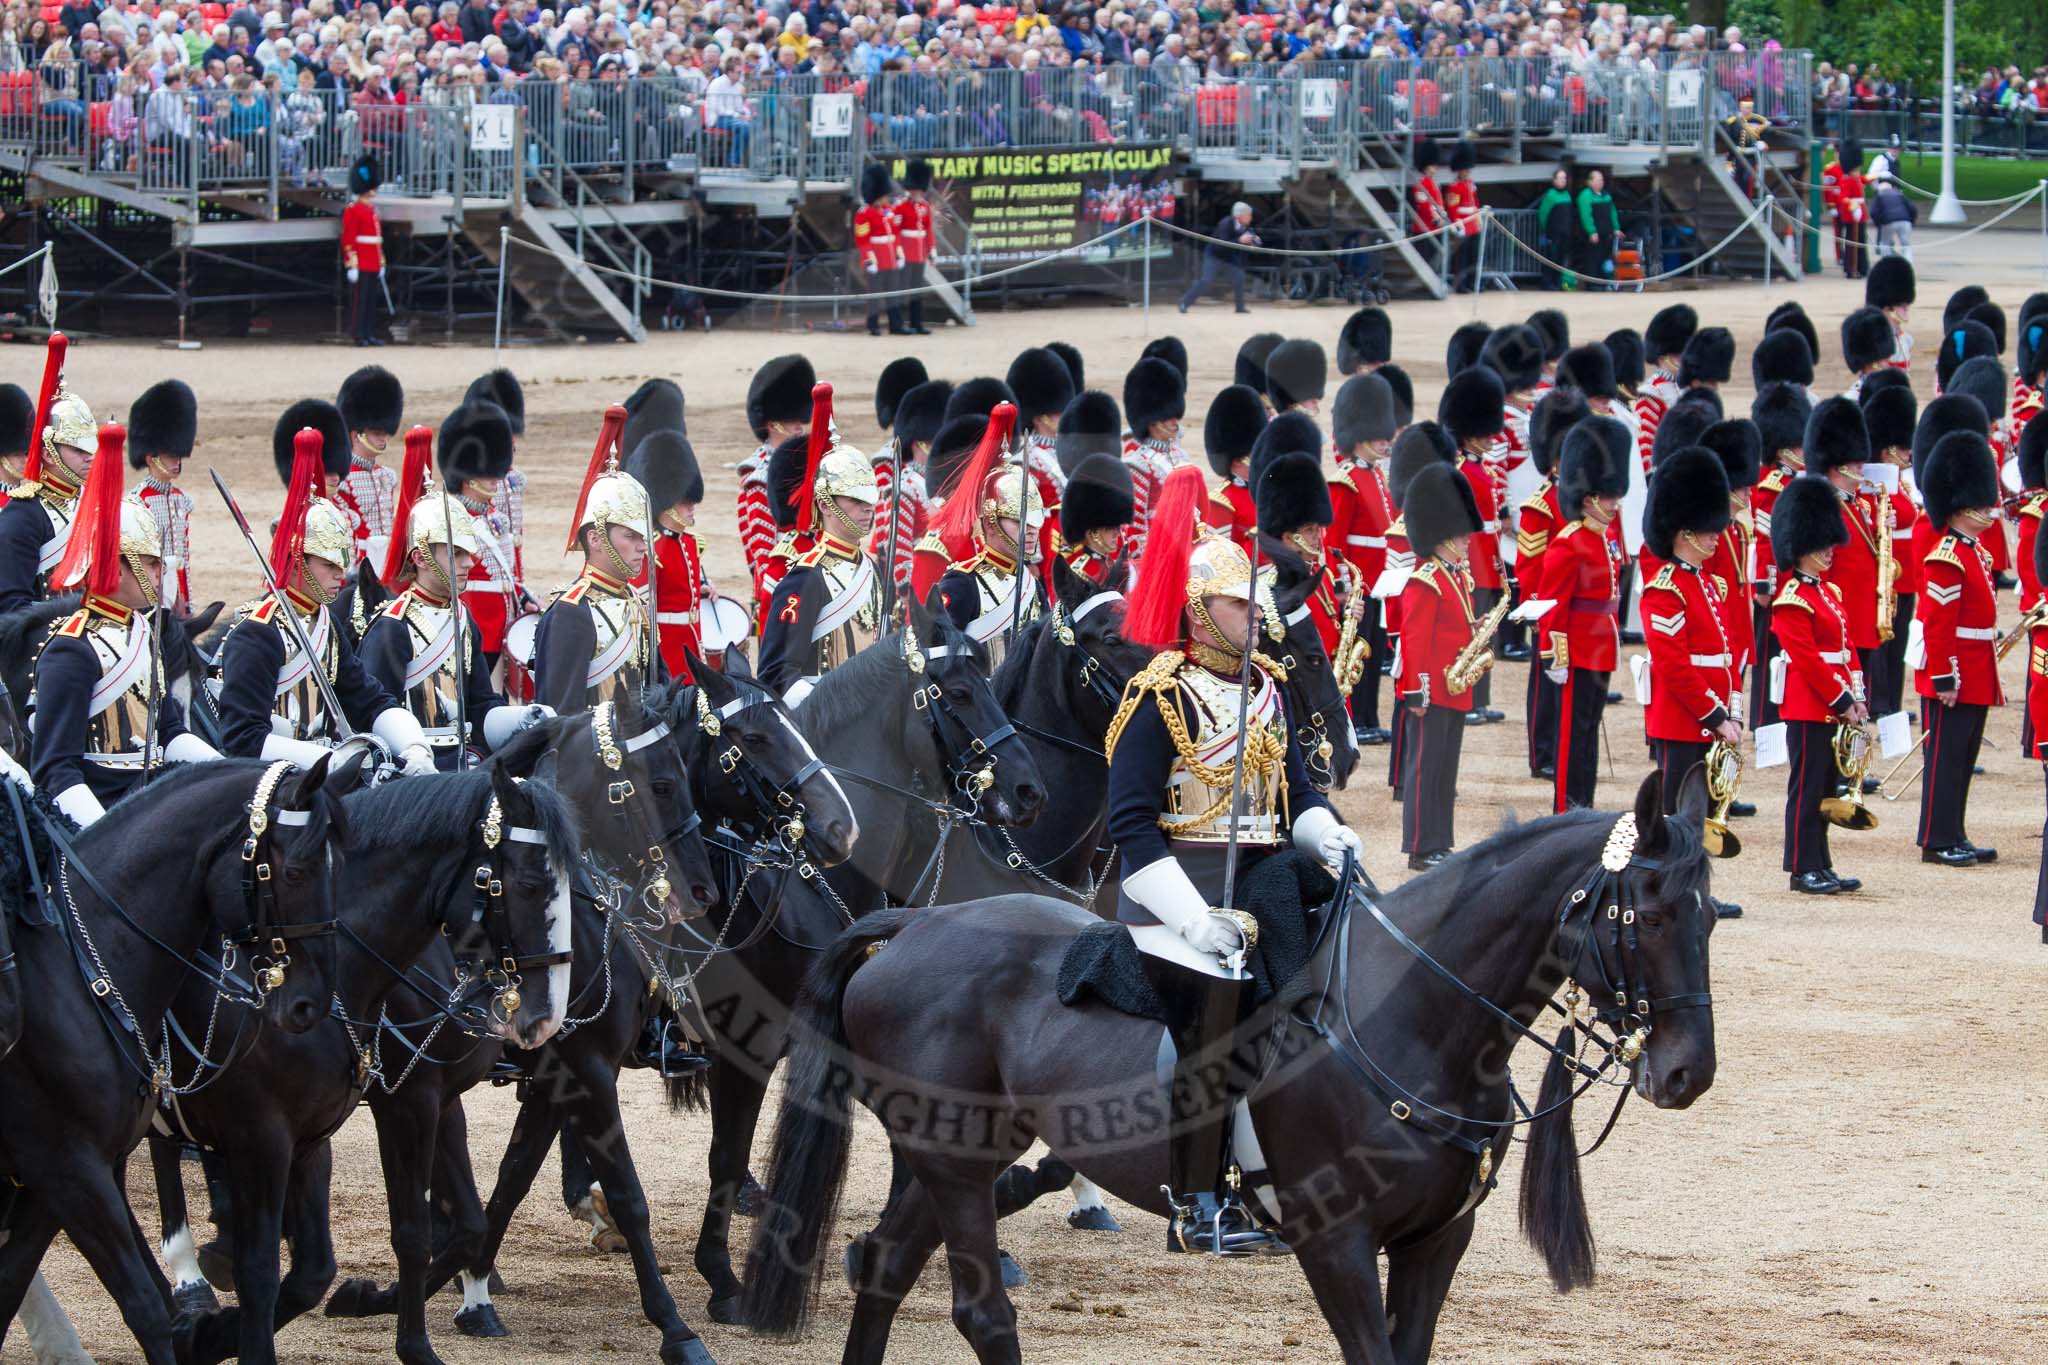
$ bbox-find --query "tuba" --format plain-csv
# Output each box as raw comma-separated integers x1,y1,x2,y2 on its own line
1701,740,1743,858
1444,593,1513,695
1819,722,1879,830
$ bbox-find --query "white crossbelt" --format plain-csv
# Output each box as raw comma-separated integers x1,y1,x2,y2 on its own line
1955,626,1996,641
1688,653,1730,667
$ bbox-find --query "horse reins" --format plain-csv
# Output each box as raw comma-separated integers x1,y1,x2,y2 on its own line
236,760,339,995
590,700,697,914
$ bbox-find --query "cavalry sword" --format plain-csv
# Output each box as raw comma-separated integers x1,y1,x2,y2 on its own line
1219,531,1264,914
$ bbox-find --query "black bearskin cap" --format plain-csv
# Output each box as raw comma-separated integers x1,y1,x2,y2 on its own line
1235,333,1284,393
1752,382,1813,457
621,378,686,464
0,383,32,457
1055,390,1124,479
1388,421,1456,508
2022,292,2048,329
1559,343,1616,400
875,357,929,430
1967,302,2007,355
1404,460,1481,558
945,376,1017,424
1557,416,1632,510
2020,314,2048,386
624,429,702,511
1525,307,1570,362
904,158,934,192
438,401,517,490
1529,386,1589,479
1415,135,1444,171
2018,412,2048,491
1644,303,1698,360
1332,373,1397,452
1922,431,2000,527
1644,446,1731,560
1439,366,1506,445
895,380,953,452
1265,338,1328,411
1006,347,1077,426
1948,355,2008,425
1771,474,1850,572
1912,393,1990,487
1765,301,1820,366
1678,326,1735,387
337,365,403,437
745,355,815,440
1936,322,1999,395
1446,138,1477,174
1859,367,1912,403
1860,384,1918,455
1254,451,1334,535
1123,358,1186,434
860,162,893,205
273,399,350,485
1865,254,1915,310
1140,335,1189,378
1652,392,1721,467
127,379,197,464
1046,340,1085,391
1804,395,1871,474
1941,283,1989,335
464,367,524,434
927,415,988,498
767,433,810,529
1751,328,1814,390
1338,307,1391,373
1604,328,1645,393
1445,321,1492,378
1701,418,1762,491
1841,307,1896,374
1204,384,1269,478
349,152,380,195
1377,363,1415,427
1482,324,1544,395
1060,453,1134,540
1247,410,1323,494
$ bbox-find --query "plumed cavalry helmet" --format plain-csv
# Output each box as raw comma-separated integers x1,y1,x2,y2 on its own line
799,383,881,520
566,405,649,559
1122,465,1256,649
45,385,95,457
271,427,355,599
51,424,163,601
384,424,483,590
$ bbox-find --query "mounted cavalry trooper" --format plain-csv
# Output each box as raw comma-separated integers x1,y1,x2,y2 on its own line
213,426,433,772
0,355,96,615
30,423,220,825
126,378,197,615
359,410,546,769
331,363,405,571
266,398,367,641
759,384,883,704
1106,463,1361,1257
532,411,657,715
933,402,1048,669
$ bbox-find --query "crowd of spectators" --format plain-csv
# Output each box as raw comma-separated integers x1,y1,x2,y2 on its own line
1817,62,2048,121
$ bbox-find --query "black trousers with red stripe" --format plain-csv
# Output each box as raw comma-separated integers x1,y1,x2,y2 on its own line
1870,593,1913,718
1348,596,1384,731
1750,600,1779,728
1918,698,1987,850
1783,718,1835,873
1655,737,1711,811
1401,702,1465,855
1526,653,1560,774
1554,667,1610,811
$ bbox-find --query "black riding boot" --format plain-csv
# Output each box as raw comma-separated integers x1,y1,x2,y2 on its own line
1142,955,1278,1256
625,1009,711,1075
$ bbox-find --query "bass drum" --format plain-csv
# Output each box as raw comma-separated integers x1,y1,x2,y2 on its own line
701,595,752,670
501,611,541,704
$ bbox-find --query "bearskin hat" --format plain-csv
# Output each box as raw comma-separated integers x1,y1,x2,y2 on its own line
1559,343,1616,400
1859,367,1912,403
1235,333,1284,393
1446,138,1477,174
1247,410,1323,494
1006,347,1077,427
926,415,988,497
1604,328,1645,394
1530,385,1589,479
1123,357,1186,435
904,158,934,192
1140,335,1189,378
1677,326,1735,387
1045,340,1085,391
1377,363,1415,427
0,383,32,457
860,162,893,205
1912,394,1990,486
1865,254,1916,311
624,429,702,512
1701,418,1762,491
273,398,350,486
337,365,403,438
1482,324,1544,396
1922,431,2000,527
2022,292,2048,329
894,380,953,453
745,355,815,440
1859,384,1918,456
1751,328,1814,390
1804,396,1870,474
1403,460,1482,558
1936,321,1999,394
1941,284,1989,335
1752,381,1813,458
1948,355,2008,425
1059,453,1134,541
1332,373,1397,452
1967,302,2008,355
1055,390,1124,478
1265,338,1328,411
767,433,810,529
1771,473,1850,572
463,367,524,435
2020,314,2048,387
944,376,1017,424
1445,321,1493,378
1653,392,1722,467
1439,366,1506,446
2018,412,2048,491
1388,421,1456,508
1337,306,1392,374
1558,417,1632,511
1644,446,1732,560
349,152,380,195
1838,307,1893,375
1255,451,1334,535
1204,384,1268,478
874,358,928,430
1415,135,1444,171
1644,303,1699,361
1765,300,1821,366
1526,307,1570,363
620,379,686,470
126,379,197,465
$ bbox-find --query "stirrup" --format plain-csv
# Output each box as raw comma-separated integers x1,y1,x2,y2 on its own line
1162,1187,1276,1258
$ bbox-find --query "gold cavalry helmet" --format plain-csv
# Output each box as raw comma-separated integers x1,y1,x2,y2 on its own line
981,461,1046,532
45,387,95,456
814,420,879,506
304,496,353,570
1186,527,1254,603
405,495,482,560
117,493,164,562
581,468,650,539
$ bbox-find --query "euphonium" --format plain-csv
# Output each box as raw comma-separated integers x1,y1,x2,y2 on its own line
1701,739,1743,858
1994,600,2048,662
1818,722,1880,831
1445,593,1513,695
1876,494,1897,643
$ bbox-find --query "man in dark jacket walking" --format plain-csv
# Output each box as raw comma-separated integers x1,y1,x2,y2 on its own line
1179,200,1259,313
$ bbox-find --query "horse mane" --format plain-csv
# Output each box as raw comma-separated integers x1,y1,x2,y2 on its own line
0,775,64,925
991,615,1049,696
798,630,912,738
343,768,580,874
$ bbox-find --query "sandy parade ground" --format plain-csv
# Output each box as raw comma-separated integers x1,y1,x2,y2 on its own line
24,226,2048,1363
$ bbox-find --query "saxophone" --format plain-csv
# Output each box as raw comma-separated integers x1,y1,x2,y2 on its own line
1332,579,1371,694
1875,493,1897,643
1445,594,1513,695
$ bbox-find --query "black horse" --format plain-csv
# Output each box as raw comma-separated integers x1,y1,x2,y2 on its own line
327,667,852,1365
0,596,227,752
0,758,350,1365
143,728,583,1365
744,769,1720,1364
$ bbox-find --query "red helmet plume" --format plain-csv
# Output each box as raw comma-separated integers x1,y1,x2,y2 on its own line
930,401,1017,547
380,425,436,587
49,423,129,598
1123,464,1205,649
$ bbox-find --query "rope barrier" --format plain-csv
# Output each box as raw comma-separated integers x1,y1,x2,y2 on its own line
1764,183,2044,257
1142,213,1455,258
1480,193,1777,289
0,243,51,281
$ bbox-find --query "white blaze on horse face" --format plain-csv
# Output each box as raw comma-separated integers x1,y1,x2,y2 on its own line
777,709,856,848
161,1222,206,1289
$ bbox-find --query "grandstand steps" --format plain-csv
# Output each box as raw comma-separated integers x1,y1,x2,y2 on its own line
1652,158,1802,281
464,211,645,341
1335,169,1448,300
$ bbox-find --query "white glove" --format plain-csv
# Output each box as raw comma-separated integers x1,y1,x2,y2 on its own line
260,732,336,769
1292,805,1361,866
482,703,554,750
371,706,430,762
1123,856,1246,958
1545,666,1569,685
53,782,105,827
378,267,386,278
163,732,222,764
347,267,359,283
401,744,436,777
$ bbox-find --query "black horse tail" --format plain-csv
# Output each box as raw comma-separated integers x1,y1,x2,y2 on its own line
741,909,911,1338
1518,1022,1596,1292
665,1068,709,1113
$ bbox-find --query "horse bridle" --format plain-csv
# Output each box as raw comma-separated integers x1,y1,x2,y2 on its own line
903,627,1027,808
464,785,573,1028
589,700,697,913
1004,596,1130,761
235,760,339,995
696,684,825,854
1271,600,1343,790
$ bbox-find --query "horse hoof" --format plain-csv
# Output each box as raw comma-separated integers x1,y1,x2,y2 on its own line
661,1334,718,1365
454,1303,509,1338
1066,1206,1123,1233
734,1174,766,1217
174,1280,221,1318
843,1236,866,1290
324,1277,390,1318
196,1240,237,1293
705,1293,743,1327
998,1250,1027,1289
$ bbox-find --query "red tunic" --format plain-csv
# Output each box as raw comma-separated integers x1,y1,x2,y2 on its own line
1204,478,1255,554
1536,519,1620,673
1340,459,1394,587
2016,490,2046,612
1916,531,2003,705
2030,623,2048,759
1515,480,1563,589
1704,515,1755,672
1445,179,1480,237
1750,466,1792,597
1409,176,1447,234
1824,489,1884,652
1459,455,1503,591
1772,573,1859,722
342,198,383,272
735,443,776,582
1394,557,1475,712
1641,560,1738,740
632,528,702,680
894,195,933,265
1633,371,1681,474
854,202,900,272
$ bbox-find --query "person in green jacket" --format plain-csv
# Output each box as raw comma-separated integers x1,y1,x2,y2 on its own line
1577,169,1618,290
1536,167,1577,290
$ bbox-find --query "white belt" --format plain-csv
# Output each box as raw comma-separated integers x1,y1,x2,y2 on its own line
1891,526,1910,540
1955,626,1996,641
900,229,927,237
1820,649,1850,664
1481,520,1500,534
870,235,896,243
1689,653,1731,667
655,610,699,625
1346,534,1386,547
353,234,382,243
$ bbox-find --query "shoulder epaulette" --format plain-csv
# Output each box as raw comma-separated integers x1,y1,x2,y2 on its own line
1648,563,1677,592
1325,468,1352,489
54,608,88,638
1103,649,1186,764
9,480,42,502
946,553,991,574
1208,488,1234,508
1556,519,1585,541
1772,578,1812,612
1759,468,1790,493
559,580,590,605
1927,537,1964,571
1411,560,1444,590
2022,492,2047,521
1519,489,1553,517
795,545,827,569
380,594,410,621
913,532,947,555
246,596,280,625
1825,581,1844,601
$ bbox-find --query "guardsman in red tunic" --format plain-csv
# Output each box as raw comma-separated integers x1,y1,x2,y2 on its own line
332,364,404,571
1635,304,1698,473
869,358,928,531
1748,382,1811,726
1056,454,1134,586
1536,416,1631,812
1771,474,1867,895
911,409,994,603
2030,523,2048,939
1806,397,1882,703
125,379,196,615
1443,139,1481,293
1866,255,1915,371
1121,358,1187,561
1441,365,1507,723
1202,383,1265,555
1835,145,1867,279
1253,450,1342,657
1914,430,2004,867
1861,382,1921,718
1520,387,1585,780
870,378,950,603
341,153,386,346
1381,420,1454,799
1408,137,1448,270
738,355,815,586
624,429,707,680
1395,461,1480,869
895,158,935,336
1698,418,1762,830
1841,306,1897,402
1330,372,1398,743
855,164,906,337
1009,346,1075,573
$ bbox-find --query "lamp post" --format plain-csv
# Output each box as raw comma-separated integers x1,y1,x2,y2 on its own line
1930,0,1965,224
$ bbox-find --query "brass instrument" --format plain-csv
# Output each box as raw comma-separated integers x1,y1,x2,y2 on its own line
1332,577,1371,694
1876,728,1931,802
1701,740,1743,858
1875,494,1896,643
1994,600,2048,662
1445,593,1513,695
1818,722,1880,830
